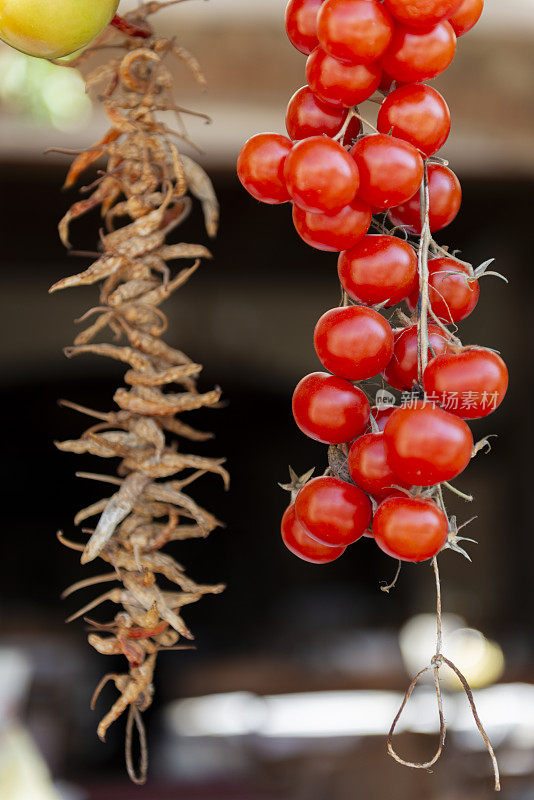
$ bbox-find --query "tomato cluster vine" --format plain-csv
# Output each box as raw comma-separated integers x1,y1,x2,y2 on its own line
237,0,505,789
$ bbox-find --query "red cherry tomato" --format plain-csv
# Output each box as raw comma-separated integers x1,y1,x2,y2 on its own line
348,432,408,500
384,400,473,486
284,136,359,213
295,475,372,545
383,324,453,390
350,134,424,210
381,22,456,83
423,348,508,419
285,0,324,55
373,495,448,562
389,163,461,233
338,234,418,306
378,71,401,93
286,85,348,140
383,0,463,30
282,503,346,563
370,404,398,431
377,84,451,156
449,0,483,36
342,116,363,147
306,45,382,107
407,258,479,322
293,372,370,443
314,306,394,380
293,198,371,252
237,133,292,204
317,0,394,65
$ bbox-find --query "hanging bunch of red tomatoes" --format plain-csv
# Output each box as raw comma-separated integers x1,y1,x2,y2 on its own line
237,0,507,568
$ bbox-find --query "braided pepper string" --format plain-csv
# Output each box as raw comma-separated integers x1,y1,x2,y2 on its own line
51,2,226,784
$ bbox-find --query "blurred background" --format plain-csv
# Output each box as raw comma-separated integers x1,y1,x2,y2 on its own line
0,0,532,798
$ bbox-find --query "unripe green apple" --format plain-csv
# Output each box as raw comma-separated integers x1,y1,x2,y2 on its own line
0,0,120,59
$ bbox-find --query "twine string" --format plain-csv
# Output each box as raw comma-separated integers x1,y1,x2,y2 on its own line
387,558,500,791
125,705,148,786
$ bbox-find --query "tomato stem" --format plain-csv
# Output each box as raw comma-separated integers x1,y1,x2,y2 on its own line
111,14,151,39
416,162,432,383
333,107,356,143
380,559,402,593
441,480,473,502
431,236,473,272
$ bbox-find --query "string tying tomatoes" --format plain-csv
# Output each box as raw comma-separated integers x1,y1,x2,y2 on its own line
238,0,505,789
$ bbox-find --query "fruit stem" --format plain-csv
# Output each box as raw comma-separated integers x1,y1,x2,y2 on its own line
380,560,402,593
428,306,463,348
430,237,473,272
417,163,431,383
442,480,473,502
111,15,151,39
333,107,357,143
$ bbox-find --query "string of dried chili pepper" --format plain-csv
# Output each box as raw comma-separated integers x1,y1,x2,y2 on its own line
53,1,225,784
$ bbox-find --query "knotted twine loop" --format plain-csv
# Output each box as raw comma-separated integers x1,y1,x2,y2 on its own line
387,658,446,770
125,705,148,786
387,557,501,792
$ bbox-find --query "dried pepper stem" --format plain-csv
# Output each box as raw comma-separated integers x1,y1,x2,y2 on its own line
53,2,225,784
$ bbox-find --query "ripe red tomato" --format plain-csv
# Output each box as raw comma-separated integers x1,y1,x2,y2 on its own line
383,324,453,390
314,306,394,380
292,371,370,443
423,348,508,419
407,258,479,322
293,198,372,251
373,495,448,562
449,0,483,36
384,401,473,486
317,0,394,65
389,163,461,233
237,133,293,204
295,475,372,545
285,0,324,54
286,85,347,140
282,503,346,563
284,136,359,213
370,404,398,431
342,116,363,147
350,134,424,210
378,71,400,94
338,234,418,306
383,0,463,30
377,84,451,157
381,22,457,83
348,433,408,500
306,46,382,107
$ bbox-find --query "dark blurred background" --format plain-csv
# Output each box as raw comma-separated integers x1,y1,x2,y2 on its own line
0,1,533,798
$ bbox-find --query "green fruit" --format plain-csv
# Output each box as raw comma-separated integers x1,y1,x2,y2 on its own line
0,0,119,59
